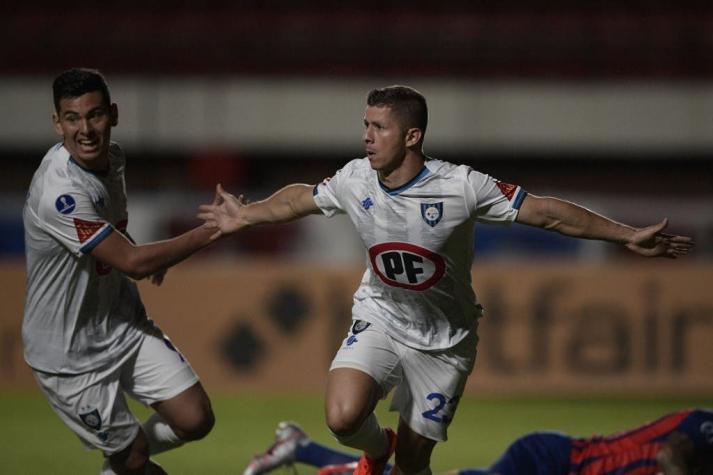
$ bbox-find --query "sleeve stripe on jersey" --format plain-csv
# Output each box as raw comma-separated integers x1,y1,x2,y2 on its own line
79,224,114,254
512,189,527,210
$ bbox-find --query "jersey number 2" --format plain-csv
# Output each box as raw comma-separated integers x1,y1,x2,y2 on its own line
421,392,459,424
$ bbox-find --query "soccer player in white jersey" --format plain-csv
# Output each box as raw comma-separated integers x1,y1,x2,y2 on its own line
198,85,693,475
23,68,222,474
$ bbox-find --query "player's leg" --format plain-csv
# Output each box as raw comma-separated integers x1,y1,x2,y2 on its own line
123,327,214,457
486,432,571,475
389,329,478,474
150,381,213,442
31,365,165,474
325,320,402,465
103,429,166,474
243,421,361,475
393,417,437,474
325,368,387,454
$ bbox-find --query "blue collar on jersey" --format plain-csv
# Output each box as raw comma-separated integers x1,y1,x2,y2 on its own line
378,165,429,195
68,155,110,177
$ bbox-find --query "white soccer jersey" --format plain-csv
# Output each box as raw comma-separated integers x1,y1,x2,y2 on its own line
22,143,149,374
313,157,526,350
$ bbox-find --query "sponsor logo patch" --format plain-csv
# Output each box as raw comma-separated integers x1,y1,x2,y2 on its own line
369,242,445,291
495,181,517,201
361,197,374,210
420,202,443,227
73,218,105,244
55,194,76,214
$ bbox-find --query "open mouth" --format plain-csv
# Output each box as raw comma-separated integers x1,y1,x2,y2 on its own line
78,139,100,151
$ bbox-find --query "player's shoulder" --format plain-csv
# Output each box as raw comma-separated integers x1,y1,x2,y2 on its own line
424,157,478,182
333,157,373,179
108,141,124,158
36,143,73,189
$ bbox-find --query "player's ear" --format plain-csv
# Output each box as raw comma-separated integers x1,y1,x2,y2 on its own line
405,127,422,147
110,103,118,127
52,112,63,136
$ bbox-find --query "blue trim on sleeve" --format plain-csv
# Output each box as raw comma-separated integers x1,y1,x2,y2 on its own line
79,225,114,254
313,184,319,196
378,166,429,196
512,189,527,210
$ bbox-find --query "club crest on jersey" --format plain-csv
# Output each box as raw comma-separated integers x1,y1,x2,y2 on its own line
420,202,443,227
369,242,446,291
55,194,76,215
351,320,371,334
79,408,102,430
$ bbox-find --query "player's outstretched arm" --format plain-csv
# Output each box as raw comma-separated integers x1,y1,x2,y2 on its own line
197,183,321,239
90,188,223,281
515,194,694,258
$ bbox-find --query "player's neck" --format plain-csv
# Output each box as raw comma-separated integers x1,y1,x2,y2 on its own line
378,152,425,189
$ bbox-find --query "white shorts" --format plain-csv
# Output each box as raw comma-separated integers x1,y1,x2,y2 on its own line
32,326,199,455
330,319,478,442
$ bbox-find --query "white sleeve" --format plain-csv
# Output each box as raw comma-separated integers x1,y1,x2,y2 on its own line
37,187,113,256
464,168,527,224
312,167,348,218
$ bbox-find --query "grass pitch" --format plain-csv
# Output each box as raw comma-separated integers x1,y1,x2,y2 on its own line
1,390,710,474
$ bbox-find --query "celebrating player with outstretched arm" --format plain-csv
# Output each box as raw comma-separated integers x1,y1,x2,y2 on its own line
199,85,693,475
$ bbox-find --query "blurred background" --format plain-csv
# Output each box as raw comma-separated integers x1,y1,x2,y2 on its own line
1,1,712,473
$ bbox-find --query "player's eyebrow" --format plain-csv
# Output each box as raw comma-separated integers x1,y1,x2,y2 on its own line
61,106,106,119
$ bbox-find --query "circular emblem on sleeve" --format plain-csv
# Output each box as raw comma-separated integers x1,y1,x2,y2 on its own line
55,194,76,215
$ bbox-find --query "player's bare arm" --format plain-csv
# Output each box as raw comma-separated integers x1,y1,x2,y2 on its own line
90,188,222,281
516,194,694,258
90,225,217,281
198,182,320,239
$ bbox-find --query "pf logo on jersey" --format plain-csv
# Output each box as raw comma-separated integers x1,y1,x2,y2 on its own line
369,242,445,291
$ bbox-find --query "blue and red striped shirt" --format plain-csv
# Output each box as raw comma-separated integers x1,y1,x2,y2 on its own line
458,408,712,475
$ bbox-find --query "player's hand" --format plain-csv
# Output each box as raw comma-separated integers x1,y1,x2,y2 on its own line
625,218,694,258
149,268,167,286
197,183,250,240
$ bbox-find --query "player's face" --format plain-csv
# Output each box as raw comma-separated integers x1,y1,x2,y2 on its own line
363,105,410,175
53,91,118,171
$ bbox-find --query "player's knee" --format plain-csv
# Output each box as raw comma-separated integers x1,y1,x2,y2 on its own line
325,400,365,436
176,405,215,441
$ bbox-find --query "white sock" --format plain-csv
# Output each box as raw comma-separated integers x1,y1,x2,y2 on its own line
100,459,115,475
332,413,389,459
142,413,183,455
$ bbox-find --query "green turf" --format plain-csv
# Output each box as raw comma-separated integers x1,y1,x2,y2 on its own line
1,390,710,474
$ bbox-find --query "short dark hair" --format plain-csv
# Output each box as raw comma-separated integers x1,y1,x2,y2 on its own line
367,85,428,135
52,68,111,113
